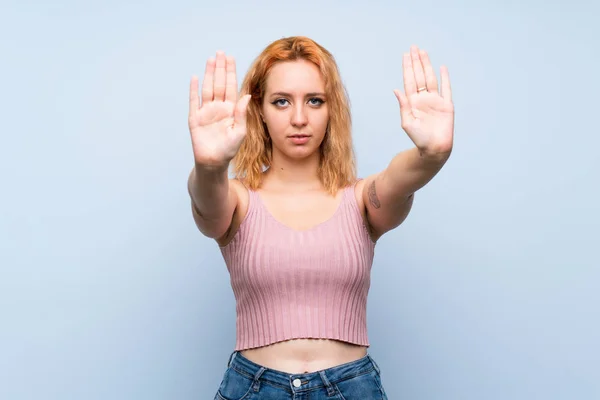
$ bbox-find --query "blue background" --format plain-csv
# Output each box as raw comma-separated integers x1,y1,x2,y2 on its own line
1,1,598,399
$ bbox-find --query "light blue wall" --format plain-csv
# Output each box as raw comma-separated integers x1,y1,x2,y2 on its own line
1,1,598,399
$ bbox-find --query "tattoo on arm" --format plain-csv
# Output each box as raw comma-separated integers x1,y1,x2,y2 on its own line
368,180,381,209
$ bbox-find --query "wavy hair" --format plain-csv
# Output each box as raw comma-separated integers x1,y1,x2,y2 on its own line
231,36,356,194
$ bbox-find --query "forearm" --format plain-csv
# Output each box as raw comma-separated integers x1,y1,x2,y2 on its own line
187,164,231,222
379,146,451,201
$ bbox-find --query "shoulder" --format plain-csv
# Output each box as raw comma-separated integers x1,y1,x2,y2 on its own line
351,178,367,211
215,178,251,247
350,177,381,243
350,177,368,221
230,178,249,203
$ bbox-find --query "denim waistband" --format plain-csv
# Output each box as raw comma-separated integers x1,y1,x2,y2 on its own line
224,350,382,395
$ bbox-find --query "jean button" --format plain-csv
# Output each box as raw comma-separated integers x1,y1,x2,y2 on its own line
292,378,302,388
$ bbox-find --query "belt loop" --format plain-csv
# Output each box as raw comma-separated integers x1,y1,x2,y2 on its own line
368,354,381,375
252,367,267,392
227,350,237,368
318,371,336,396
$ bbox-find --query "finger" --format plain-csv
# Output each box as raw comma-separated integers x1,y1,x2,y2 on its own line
213,51,227,101
402,53,416,96
411,45,427,92
440,65,452,101
189,75,199,115
234,94,252,128
419,49,438,93
225,56,238,103
394,89,414,125
201,57,216,105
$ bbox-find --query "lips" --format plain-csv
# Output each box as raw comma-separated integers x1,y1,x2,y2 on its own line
288,134,311,145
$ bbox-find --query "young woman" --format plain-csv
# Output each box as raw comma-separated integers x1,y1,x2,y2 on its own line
187,36,454,400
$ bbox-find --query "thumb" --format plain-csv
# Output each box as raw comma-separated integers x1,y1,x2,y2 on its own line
234,94,252,128
394,89,413,123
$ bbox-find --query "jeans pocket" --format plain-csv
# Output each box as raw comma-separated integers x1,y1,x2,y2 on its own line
215,367,255,400
334,370,387,400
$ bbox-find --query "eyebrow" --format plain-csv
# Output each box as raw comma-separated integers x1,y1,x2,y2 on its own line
269,91,326,98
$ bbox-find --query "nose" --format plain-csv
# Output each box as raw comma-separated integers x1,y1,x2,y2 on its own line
290,104,308,127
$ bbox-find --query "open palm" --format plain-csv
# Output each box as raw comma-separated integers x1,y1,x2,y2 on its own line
394,46,454,156
188,51,251,167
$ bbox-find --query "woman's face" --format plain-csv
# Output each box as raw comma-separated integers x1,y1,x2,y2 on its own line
261,59,329,161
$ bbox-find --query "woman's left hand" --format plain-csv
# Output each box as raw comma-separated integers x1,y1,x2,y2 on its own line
394,46,455,158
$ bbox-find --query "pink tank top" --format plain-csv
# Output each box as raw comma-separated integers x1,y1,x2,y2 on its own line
219,183,376,351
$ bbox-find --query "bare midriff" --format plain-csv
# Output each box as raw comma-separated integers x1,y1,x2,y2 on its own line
240,338,368,374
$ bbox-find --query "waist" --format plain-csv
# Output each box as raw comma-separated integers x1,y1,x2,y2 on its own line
226,349,381,394
240,338,368,374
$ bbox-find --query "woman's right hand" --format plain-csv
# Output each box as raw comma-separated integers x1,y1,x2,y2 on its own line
188,51,251,168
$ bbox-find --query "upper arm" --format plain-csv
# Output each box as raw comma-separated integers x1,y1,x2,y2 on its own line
190,178,245,240
357,173,414,241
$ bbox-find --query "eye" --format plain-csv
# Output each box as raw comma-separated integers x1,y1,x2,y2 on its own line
270,97,325,108
271,98,289,107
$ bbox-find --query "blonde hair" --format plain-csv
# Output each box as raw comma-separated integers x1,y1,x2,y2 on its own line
231,36,356,194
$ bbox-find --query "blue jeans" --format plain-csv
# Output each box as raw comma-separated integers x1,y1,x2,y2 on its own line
214,350,388,399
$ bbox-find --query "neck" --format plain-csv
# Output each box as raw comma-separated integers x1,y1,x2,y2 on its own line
264,150,322,190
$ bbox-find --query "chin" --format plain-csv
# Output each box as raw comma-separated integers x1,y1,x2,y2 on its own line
285,145,321,159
